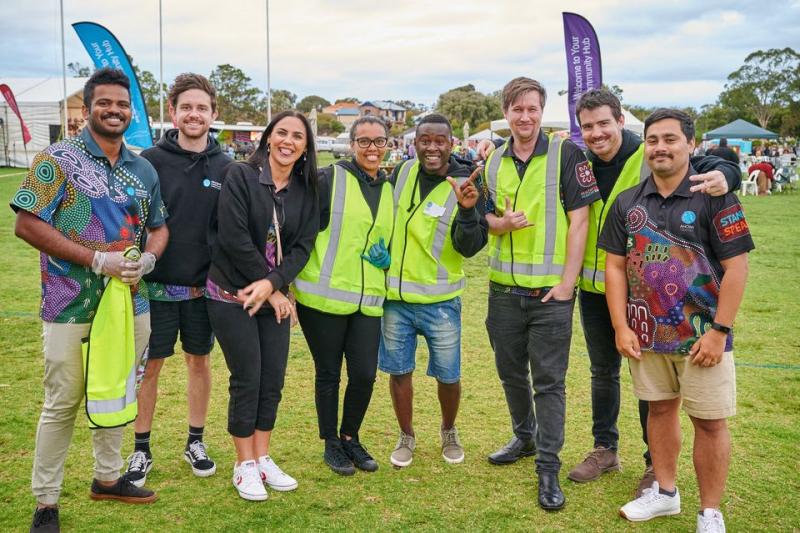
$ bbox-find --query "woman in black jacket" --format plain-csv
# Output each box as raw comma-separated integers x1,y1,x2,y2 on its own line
206,110,319,501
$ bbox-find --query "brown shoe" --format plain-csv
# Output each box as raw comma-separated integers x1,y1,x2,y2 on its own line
634,464,656,498
90,477,158,504
567,446,620,482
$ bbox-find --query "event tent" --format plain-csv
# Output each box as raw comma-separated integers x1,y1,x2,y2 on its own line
0,77,88,167
703,119,779,140
490,92,644,135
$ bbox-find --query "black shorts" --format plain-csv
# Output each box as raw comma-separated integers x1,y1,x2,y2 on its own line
148,298,215,359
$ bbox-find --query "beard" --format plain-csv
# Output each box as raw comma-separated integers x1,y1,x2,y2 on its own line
88,112,129,140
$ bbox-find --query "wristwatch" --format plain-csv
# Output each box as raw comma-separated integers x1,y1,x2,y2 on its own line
710,322,732,334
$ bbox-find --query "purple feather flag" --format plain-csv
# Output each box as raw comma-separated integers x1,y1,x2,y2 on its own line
562,12,603,149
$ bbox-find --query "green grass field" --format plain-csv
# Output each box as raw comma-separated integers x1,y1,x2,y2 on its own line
0,165,798,531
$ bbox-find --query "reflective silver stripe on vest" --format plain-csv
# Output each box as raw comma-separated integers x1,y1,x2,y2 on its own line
387,276,465,295
296,166,385,309
433,177,465,285
487,257,563,276
391,174,467,297
582,267,605,284
293,279,384,307
488,135,564,277
485,142,506,201
394,159,416,204
86,362,137,414
321,165,348,282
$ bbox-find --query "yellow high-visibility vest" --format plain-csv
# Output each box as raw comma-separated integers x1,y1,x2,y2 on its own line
386,159,467,303
485,134,568,288
82,250,139,429
293,165,394,316
579,144,649,293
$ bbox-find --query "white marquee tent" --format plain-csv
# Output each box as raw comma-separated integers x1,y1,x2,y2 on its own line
490,92,643,136
0,77,88,168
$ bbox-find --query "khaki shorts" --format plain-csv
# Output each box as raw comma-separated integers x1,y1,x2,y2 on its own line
629,351,736,419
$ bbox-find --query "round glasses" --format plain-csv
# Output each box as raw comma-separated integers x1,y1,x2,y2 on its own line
354,137,388,148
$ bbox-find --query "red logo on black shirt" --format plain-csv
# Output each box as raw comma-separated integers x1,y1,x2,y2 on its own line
713,204,750,242
575,161,596,188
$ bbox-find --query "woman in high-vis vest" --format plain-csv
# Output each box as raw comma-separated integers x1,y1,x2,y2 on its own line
206,111,320,502
293,116,394,476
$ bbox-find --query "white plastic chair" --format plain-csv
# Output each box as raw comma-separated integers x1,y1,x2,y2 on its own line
740,170,758,196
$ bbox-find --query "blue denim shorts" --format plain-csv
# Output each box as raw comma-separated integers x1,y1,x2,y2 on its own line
378,297,461,384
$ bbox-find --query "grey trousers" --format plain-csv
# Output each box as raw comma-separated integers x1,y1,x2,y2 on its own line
486,290,574,474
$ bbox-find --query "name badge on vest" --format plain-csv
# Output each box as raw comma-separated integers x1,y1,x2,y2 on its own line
423,201,446,217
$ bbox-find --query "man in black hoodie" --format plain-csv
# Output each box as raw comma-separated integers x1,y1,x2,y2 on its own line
124,74,232,487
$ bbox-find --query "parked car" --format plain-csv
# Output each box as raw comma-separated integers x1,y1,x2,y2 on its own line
315,136,334,152
332,134,352,159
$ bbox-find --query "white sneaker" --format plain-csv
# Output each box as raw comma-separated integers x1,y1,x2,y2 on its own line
257,455,298,492
619,481,681,521
697,508,726,533
232,460,268,501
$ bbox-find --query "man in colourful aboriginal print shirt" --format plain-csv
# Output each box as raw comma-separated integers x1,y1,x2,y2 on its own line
599,108,753,533
12,68,168,533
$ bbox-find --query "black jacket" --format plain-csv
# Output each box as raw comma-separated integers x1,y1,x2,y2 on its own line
207,161,319,297
141,129,232,286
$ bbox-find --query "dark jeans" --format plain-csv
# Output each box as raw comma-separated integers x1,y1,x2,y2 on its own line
579,290,650,463
485,289,574,474
297,303,380,441
207,300,289,438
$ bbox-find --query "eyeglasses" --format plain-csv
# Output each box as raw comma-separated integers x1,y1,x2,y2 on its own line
354,137,388,149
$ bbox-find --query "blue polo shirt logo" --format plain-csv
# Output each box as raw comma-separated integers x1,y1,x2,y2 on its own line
681,210,696,224
203,179,211,187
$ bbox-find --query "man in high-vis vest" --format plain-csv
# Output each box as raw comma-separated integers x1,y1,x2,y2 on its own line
566,89,742,496
11,69,168,532
379,113,487,469
483,77,599,511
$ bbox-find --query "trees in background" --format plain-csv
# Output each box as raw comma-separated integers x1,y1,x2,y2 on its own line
65,46,795,138
435,84,502,131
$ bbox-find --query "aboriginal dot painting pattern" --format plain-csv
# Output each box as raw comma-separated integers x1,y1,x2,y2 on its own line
146,282,205,302
624,205,731,355
12,137,153,323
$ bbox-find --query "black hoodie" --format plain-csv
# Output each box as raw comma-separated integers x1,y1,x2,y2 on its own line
141,129,233,287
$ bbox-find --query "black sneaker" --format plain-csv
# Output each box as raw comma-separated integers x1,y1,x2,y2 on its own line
89,477,158,504
342,438,379,472
184,440,217,477
30,507,59,533
123,450,153,488
324,439,355,476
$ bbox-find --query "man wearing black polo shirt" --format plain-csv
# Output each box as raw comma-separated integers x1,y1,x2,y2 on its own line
599,109,752,532
483,77,600,511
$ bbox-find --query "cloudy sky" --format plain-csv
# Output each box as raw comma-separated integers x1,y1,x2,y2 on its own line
2,0,798,109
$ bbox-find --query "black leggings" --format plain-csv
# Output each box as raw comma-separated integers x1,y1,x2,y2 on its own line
297,303,380,441
207,300,289,438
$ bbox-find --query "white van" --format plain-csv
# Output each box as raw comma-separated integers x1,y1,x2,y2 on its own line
315,136,335,152
332,133,352,159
